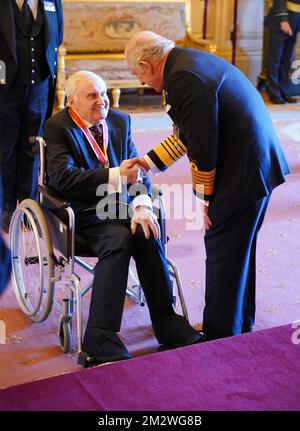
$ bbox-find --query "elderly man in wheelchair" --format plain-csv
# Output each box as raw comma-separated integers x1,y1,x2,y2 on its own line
9,71,204,367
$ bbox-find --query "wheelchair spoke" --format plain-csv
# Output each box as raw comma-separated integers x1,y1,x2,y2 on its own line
19,226,42,312
10,202,55,322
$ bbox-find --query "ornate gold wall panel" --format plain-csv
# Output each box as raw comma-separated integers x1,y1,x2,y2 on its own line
58,0,214,108
190,0,299,84
62,0,186,53
61,1,297,99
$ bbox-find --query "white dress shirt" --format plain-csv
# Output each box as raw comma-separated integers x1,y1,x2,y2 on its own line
82,117,152,211
15,0,38,20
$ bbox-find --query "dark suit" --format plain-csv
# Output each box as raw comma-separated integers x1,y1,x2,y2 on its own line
148,47,290,340
0,0,63,213
0,171,11,295
265,0,300,99
44,108,175,333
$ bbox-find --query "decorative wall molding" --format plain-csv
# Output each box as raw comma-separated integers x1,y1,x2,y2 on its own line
61,0,299,84
62,0,187,53
190,0,300,83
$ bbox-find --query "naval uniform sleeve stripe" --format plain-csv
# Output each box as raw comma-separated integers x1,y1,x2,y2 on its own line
192,171,216,179
161,140,180,161
147,149,168,172
160,141,177,162
167,136,187,156
192,178,215,186
170,135,187,153
165,137,184,158
192,176,215,185
152,143,176,168
192,170,216,180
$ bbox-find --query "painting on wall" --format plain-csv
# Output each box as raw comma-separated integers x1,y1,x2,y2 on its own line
104,20,143,39
62,1,186,53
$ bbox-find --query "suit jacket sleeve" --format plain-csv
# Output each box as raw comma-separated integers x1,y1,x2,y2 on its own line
0,175,11,295
272,0,289,22
44,118,110,203
147,70,217,201
56,0,64,46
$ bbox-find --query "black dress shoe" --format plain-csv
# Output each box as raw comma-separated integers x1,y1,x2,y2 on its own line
79,328,131,367
157,332,206,351
153,314,206,350
282,94,298,104
269,95,285,104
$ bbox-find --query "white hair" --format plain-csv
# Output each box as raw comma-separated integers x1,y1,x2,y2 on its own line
125,31,175,69
65,70,106,98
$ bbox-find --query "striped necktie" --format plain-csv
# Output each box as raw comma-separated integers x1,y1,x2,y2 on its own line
90,124,104,151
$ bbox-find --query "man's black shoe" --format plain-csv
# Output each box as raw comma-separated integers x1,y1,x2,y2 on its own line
153,314,206,350
282,94,298,104
80,328,131,367
158,331,206,351
269,95,285,104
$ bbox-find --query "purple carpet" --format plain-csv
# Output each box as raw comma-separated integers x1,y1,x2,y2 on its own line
0,324,299,411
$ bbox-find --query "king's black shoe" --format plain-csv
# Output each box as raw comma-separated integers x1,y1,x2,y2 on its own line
153,314,206,351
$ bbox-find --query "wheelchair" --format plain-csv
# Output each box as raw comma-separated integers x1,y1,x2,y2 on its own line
9,137,188,365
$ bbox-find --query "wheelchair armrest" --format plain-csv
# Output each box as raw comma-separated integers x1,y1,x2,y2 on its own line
38,185,71,209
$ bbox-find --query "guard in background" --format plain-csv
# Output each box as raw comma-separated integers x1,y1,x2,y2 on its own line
265,0,300,103
0,0,63,232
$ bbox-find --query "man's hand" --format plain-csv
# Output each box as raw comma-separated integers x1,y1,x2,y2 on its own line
129,157,150,174
131,205,160,239
119,160,143,184
203,204,212,231
281,21,293,36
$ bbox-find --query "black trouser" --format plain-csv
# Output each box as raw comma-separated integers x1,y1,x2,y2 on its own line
0,78,50,211
203,195,271,341
78,220,174,332
267,13,300,98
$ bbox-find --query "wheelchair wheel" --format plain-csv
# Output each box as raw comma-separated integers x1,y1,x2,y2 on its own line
59,320,71,353
9,199,55,322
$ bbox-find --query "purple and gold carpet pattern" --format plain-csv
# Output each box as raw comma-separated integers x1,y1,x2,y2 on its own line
0,105,300,395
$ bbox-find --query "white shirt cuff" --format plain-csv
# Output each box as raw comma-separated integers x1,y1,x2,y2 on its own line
108,167,122,194
144,155,161,174
198,199,209,206
132,194,153,211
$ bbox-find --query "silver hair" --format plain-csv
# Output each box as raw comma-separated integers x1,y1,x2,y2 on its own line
125,31,175,69
65,70,106,98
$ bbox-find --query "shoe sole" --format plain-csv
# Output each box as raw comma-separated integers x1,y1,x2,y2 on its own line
158,332,206,352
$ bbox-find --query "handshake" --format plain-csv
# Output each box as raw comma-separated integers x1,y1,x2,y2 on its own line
119,157,150,184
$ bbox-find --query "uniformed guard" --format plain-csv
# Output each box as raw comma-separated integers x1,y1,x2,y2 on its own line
0,0,63,232
265,0,300,103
